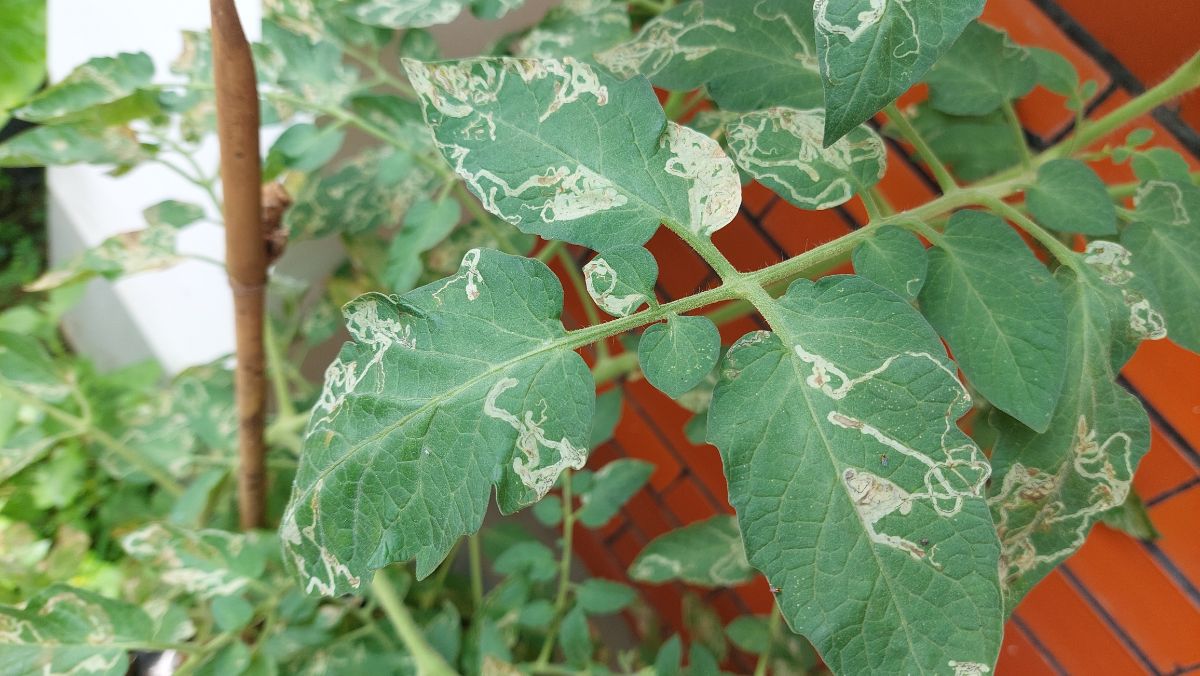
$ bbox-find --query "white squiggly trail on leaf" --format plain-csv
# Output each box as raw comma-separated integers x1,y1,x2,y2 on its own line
1082,240,1168,340
814,0,920,59
794,343,990,565
595,2,735,78
407,58,630,228
1135,179,1191,225
726,108,885,210
949,661,992,676
432,248,483,303
989,416,1134,587
483,377,587,499
583,256,647,317
121,524,252,598
281,480,362,596
662,122,741,237
349,0,464,29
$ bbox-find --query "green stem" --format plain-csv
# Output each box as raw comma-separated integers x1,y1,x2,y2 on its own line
885,102,958,193
536,239,566,263
980,197,1081,271
536,469,576,666
1001,101,1033,169
468,532,485,611
0,383,185,495
372,571,456,676
591,351,639,385
1051,50,1200,160
753,608,784,676
264,320,297,420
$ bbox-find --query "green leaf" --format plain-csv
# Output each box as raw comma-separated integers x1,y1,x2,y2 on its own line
683,592,727,661
583,246,658,318
121,524,268,599
0,124,149,168
559,605,592,667
212,595,255,632
281,250,594,593
655,634,683,676
17,52,154,124
423,601,462,665
143,200,206,229
384,198,463,292
471,0,525,20
265,123,347,178
726,107,886,210
687,643,719,676
577,458,653,528
0,332,71,402
404,57,742,250
589,387,623,448
259,23,361,107
346,0,467,28
595,0,822,111
638,314,720,399
902,103,1022,182
989,268,1150,613
1029,46,1079,96
1101,489,1160,542
531,494,563,527
708,274,1002,674
919,210,1068,432
1080,241,1168,367
1026,159,1117,235
628,515,754,586
575,578,636,614
26,222,181,292
0,585,155,675
852,225,928,301
493,541,557,582
1130,147,1192,182
286,149,435,239
516,0,631,61
1121,179,1200,352
516,599,555,628
924,22,1037,117
815,0,985,145
0,0,44,125
725,616,770,655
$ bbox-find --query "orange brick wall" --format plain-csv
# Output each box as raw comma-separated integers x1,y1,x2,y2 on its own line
556,2,1200,672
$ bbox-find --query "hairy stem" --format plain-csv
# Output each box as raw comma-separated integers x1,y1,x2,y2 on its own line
753,607,784,676
1001,101,1033,169
884,102,958,193
372,570,456,676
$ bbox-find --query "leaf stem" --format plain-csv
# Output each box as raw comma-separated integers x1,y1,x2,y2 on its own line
536,469,577,667
753,608,783,676
979,196,1081,271
1051,49,1200,160
468,532,485,611
372,570,456,676
884,102,958,193
264,320,297,421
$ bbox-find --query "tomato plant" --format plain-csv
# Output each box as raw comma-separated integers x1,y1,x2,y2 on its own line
1,0,1199,674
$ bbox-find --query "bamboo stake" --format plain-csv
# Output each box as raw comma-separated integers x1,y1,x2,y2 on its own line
210,0,267,529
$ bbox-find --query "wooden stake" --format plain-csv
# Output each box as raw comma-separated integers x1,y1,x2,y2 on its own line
210,0,267,529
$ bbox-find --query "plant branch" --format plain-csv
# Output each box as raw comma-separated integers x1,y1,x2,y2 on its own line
753,608,784,676
536,469,577,666
211,0,268,529
372,570,456,676
885,102,958,193
468,532,485,611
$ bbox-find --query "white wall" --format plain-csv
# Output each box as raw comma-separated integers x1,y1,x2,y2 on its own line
46,0,557,374
47,0,261,374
